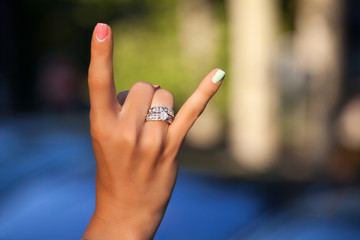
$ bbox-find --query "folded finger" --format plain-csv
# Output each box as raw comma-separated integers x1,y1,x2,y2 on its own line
139,89,174,161
117,85,159,107
120,81,155,132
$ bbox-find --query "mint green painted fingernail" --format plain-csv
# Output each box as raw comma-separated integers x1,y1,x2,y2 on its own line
212,69,226,84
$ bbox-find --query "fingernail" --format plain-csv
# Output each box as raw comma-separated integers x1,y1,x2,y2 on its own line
153,85,160,89
95,23,108,42
212,69,226,84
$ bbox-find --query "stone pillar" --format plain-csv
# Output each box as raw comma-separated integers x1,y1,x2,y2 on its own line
228,0,280,171
293,0,342,162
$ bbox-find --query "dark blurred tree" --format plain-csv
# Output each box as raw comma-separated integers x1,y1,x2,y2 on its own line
7,0,147,112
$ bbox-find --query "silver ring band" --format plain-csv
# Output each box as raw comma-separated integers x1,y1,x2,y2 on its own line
148,106,174,117
145,106,174,124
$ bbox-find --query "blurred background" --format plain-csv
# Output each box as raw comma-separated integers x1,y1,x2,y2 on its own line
1,0,360,239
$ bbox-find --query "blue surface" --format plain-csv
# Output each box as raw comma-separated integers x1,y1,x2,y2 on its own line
0,115,360,240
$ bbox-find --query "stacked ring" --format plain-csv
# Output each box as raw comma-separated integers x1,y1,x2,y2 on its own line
145,106,174,124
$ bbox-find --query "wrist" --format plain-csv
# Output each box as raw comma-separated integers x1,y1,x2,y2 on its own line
83,213,153,240
83,204,163,240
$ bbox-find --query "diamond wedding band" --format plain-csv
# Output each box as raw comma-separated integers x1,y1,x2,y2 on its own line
145,106,174,124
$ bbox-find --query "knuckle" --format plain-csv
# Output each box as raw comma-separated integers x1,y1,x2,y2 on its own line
154,89,175,107
89,111,139,149
198,86,213,99
116,126,137,147
89,113,112,141
132,81,154,91
88,63,112,90
88,75,107,90
163,145,178,160
90,122,112,141
141,134,164,155
157,89,174,100
190,104,204,118
90,122,138,149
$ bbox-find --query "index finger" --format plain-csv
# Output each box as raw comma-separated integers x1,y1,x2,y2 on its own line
168,68,225,145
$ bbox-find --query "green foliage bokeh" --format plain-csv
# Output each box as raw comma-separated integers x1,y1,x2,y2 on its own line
110,0,229,111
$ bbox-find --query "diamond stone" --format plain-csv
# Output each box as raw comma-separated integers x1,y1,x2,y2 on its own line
161,112,168,120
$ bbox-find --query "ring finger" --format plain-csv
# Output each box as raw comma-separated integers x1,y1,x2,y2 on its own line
139,88,175,160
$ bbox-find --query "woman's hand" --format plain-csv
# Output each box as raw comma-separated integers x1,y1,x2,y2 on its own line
82,23,225,240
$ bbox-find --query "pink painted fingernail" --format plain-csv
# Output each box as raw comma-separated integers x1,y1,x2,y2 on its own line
95,23,108,42
153,85,160,89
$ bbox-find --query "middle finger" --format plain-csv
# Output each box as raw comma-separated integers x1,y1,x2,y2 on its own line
120,81,155,131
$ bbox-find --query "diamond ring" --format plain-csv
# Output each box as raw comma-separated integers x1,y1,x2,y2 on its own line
145,106,174,124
